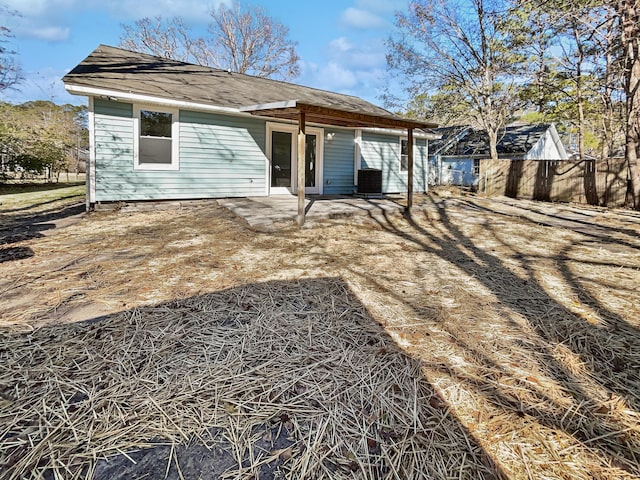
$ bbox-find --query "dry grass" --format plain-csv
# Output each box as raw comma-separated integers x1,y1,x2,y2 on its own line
1,192,640,479
0,278,494,479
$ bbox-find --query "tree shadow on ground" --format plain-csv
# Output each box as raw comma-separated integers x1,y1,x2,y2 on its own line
0,246,34,263
0,277,504,480
363,195,640,477
0,194,84,215
0,182,83,196
0,202,85,245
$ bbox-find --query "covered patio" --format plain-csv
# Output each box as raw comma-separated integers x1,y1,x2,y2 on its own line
240,100,437,225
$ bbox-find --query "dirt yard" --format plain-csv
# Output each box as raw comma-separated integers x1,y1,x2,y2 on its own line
1,190,639,479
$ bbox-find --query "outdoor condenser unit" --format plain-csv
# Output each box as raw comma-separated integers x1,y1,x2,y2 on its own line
357,168,383,195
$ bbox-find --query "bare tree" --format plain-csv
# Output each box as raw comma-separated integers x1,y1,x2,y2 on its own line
207,2,299,80
119,16,211,66
119,2,299,80
0,7,23,91
617,0,640,209
387,0,525,161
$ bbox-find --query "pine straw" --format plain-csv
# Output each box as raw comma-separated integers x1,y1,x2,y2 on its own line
385,198,640,480
2,194,640,479
0,278,495,479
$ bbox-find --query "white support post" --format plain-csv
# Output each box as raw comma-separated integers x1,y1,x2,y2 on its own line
296,112,306,226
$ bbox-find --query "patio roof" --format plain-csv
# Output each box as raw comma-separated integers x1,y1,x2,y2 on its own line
240,100,438,130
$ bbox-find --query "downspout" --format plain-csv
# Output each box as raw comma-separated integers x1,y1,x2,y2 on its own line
406,128,414,212
87,96,97,211
425,139,429,193
354,129,362,190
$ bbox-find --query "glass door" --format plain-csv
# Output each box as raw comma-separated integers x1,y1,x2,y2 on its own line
271,131,292,193
267,124,323,195
305,134,317,190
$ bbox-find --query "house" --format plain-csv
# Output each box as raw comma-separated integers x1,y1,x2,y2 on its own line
62,45,438,221
428,123,568,187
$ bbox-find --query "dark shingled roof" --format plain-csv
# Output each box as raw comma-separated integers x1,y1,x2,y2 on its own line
430,124,551,156
63,45,429,128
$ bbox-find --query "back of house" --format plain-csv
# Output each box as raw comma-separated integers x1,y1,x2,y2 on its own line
63,45,438,209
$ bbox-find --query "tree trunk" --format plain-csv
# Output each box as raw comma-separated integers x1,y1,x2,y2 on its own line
573,22,586,161
600,16,617,164
488,127,499,161
619,0,640,209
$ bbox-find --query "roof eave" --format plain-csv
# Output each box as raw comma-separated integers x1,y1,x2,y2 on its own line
64,83,250,117
241,100,438,130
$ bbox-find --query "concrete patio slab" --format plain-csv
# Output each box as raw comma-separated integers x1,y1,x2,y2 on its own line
217,195,407,230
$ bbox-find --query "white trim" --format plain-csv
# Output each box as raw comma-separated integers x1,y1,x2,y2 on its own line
399,137,413,174
133,104,180,171
354,129,362,186
425,139,430,193
66,84,248,118
266,122,295,195
549,123,569,160
266,122,323,195
67,85,440,136
87,97,96,207
309,127,324,195
398,137,408,174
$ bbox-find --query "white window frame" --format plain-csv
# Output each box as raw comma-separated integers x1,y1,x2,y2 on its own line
133,104,180,171
265,122,324,195
399,138,409,173
473,158,480,176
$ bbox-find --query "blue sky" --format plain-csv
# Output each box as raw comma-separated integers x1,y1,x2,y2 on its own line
2,0,410,107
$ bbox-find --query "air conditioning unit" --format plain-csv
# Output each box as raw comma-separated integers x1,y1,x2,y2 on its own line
357,168,383,195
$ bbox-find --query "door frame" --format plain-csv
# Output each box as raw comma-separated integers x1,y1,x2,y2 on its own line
266,122,324,195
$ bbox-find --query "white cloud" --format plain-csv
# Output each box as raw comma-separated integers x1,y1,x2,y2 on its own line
327,37,386,70
3,0,231,44
354,0,408,15
322,62,358,90
19,26,70,42
4,0,75,17
5,0,230,22
298,33,389,102
329,37,353,53
340,7,387,30
113,0,230,21
1,68,80,105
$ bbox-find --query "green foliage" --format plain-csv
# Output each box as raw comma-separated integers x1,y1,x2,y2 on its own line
387,0,528,159
0,101,88,181
403,91,473,126
511,1,623,156
390,0,626,158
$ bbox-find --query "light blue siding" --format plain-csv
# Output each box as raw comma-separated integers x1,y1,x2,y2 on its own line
92,100,267,202
92,98,429,201
94,99,133,118
323,129,355,194
93,100,135,202
414,140,428,192
179,110,266,197
361,133,428,193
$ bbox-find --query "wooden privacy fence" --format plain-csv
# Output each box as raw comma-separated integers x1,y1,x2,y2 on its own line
479,158,629,207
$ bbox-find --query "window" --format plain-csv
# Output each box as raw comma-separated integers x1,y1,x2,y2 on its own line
473,159,480,176
400,139,409,172
134,106,179,170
